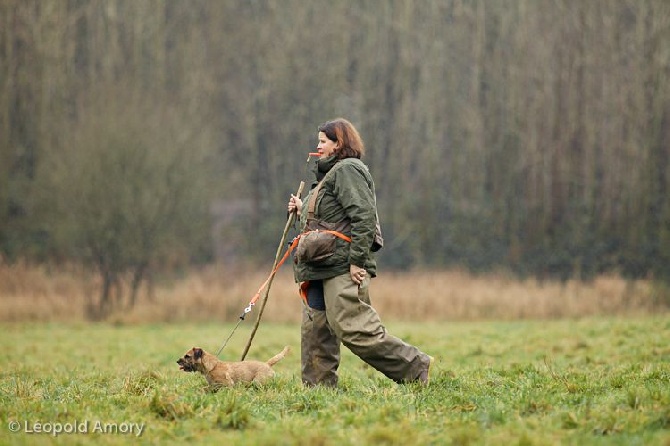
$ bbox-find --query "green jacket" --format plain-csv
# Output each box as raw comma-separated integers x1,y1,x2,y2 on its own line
294,155,378,282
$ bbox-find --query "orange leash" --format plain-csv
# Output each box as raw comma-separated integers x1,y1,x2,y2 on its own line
218,226,352,356
243,229,352,312
243,236,300,313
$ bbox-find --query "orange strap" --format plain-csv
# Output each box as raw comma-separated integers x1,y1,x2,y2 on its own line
243,229,352,312
299,280,310,305
245,236,300,310
307,229,352,243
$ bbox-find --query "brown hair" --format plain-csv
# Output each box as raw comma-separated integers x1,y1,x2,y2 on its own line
318,118,365,160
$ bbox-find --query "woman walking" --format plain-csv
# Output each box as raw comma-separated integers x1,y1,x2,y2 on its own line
288,118,433,387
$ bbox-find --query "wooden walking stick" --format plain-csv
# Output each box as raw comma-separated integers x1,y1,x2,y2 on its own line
240,180,305,360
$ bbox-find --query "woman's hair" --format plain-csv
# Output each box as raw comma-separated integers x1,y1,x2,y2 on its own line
318,118,365,159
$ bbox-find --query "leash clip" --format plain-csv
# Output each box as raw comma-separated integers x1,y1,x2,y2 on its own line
238,303,255,320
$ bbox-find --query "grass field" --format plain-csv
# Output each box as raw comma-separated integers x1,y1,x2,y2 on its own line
1,317,669,445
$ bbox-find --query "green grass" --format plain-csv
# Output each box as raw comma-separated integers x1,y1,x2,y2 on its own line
1,317,669,445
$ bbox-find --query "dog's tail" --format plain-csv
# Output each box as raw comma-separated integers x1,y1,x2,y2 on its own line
266,346,290,367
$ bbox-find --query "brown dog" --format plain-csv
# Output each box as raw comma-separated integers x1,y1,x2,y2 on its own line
177,346,289,388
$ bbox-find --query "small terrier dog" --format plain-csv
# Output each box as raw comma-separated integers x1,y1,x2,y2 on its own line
177,346,289,388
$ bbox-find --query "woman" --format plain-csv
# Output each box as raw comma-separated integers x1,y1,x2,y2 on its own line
288,118,433,387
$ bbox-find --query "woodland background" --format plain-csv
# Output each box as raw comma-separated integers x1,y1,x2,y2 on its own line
1,0,669,317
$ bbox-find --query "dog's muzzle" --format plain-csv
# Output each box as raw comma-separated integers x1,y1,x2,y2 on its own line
177,358,196,372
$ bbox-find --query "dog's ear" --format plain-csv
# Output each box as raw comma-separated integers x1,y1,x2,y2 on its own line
194,348,203,360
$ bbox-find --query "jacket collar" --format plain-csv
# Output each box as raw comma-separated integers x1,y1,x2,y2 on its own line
315,155,339,181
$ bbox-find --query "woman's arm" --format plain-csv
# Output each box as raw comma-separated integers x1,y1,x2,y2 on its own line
332,163,377,270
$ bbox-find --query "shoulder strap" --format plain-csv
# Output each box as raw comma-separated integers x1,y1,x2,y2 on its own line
306,180,324,219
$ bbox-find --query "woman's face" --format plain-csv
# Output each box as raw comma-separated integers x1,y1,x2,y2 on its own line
317,131,339,158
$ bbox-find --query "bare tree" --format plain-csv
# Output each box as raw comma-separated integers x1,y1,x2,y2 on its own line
38,83,213,319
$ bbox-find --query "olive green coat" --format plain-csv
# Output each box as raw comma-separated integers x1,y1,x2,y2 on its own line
293,156,378,282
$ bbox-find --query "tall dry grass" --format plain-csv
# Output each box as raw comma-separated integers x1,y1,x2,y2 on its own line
0,261,666,323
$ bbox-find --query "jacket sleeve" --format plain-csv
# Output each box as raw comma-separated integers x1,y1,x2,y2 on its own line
331,162,377,268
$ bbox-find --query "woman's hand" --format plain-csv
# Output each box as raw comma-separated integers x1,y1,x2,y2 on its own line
350,264,367,285
288,194,303,216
